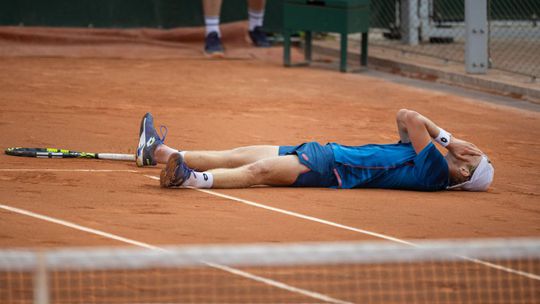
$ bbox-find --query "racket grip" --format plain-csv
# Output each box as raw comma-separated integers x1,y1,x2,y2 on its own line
97,153,136,161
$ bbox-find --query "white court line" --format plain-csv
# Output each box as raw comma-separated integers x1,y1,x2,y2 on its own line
0,204,158,250
144,175,540,281
144,175,413,246
0,169,139,173
0,204,351,304
4,168,538,281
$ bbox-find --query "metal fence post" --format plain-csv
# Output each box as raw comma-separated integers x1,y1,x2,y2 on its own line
418,0,430,42
401,0,419,45
465,0,488,74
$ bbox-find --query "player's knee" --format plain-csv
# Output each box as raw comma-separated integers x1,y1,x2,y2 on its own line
229,146,252,160
246,161,271,183
224,147,248,166
230,146,246,155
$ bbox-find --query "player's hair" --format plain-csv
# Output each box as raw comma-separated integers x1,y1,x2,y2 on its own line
449,163,477,186
467,164,478,177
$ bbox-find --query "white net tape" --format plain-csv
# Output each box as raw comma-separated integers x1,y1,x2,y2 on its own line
1,238,539,303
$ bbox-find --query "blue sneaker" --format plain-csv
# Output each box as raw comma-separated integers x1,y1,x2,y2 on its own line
249,26,271,47
136,113,167,167
160,152,193,188
204,31,225,57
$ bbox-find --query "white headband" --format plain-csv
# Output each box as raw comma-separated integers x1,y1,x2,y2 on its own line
448,156,494,191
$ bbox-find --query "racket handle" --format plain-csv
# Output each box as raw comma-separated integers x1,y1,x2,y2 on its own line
97,153,135,161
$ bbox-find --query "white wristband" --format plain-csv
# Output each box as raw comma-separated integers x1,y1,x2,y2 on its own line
435,128,452,147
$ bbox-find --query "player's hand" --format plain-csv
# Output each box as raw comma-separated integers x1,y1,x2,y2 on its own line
447,138,483,161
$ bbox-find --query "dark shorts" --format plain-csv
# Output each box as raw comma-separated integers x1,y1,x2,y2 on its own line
278,142,338,188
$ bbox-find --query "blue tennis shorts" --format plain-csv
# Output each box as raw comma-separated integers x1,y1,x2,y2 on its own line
278,142,338,188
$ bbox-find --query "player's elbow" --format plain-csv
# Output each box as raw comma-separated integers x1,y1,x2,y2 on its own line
396,109,410,123
397,109,419,122
397,108,409,118
403,110,423,127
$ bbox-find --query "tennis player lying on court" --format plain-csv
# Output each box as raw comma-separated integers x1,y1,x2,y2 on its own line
136,110,494,191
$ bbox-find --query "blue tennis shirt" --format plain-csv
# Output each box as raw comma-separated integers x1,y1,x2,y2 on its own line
329,142,449,191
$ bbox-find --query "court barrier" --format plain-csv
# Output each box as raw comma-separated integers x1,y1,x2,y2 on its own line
1,238,539,303
369,0,539,80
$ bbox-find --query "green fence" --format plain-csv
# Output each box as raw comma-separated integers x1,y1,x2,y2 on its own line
435,0,539,21
368,0,539,79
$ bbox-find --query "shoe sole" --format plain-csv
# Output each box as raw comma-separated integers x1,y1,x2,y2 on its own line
160,153,182,188
136,116,148,167
245,35,271,48
204,51,225,59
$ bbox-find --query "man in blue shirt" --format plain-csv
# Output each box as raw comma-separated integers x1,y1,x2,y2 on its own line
137,109,494,192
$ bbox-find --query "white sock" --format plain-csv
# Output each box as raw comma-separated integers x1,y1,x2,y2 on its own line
205,16,221,37
183,171,214,189
248,10,264,31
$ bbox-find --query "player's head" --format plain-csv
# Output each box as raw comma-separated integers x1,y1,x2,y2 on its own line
445,153,494,191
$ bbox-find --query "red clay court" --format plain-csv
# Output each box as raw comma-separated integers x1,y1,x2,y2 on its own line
0,23,539,303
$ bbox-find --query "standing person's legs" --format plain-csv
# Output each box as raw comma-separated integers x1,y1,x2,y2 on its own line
202,0,225,55
204,0,265,33
248,0,265,30
160,153,308,188
247,0,270,47
203,0,222,36
154,145,279,171
248,0,265,11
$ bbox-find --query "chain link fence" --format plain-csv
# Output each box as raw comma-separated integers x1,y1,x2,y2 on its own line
369,0,539,80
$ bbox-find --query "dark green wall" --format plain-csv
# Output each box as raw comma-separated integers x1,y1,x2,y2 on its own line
0,0,248,28
0,0,392,30
2,0,533,31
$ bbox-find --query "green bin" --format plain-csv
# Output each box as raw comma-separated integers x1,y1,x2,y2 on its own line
283,0,371,72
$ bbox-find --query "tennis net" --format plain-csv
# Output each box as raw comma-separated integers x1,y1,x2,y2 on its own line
1,238,539,303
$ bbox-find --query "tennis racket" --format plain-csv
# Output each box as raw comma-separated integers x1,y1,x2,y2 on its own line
5,147,135,161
